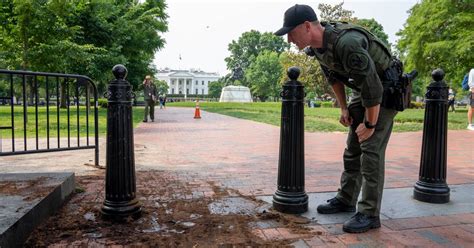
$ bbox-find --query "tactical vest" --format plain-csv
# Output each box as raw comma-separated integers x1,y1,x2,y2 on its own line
321,21,392,76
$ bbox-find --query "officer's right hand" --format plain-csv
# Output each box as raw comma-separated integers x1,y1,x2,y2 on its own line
339,108,353,127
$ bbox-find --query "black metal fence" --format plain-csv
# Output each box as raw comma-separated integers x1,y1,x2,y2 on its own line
0,69,99,166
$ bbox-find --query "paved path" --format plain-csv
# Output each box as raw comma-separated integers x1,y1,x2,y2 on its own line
2,107,473,194
3,107,474,247
133,107,474,196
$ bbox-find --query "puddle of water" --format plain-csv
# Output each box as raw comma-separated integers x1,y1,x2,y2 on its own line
142,216,166,233
179,221,195,228
83,212,96,221
189,213,202,219
84,232,102,238
208,197,260,215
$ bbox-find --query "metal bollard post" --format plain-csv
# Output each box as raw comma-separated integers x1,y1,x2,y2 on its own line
101,64,142,218
273,67,308,214
414,69,450,203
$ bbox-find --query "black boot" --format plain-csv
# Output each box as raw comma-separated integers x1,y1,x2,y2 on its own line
343,212,381,233
317,197,356,214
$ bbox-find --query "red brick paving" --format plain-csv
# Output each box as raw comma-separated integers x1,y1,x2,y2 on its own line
134,107,474,195
131,107,474,247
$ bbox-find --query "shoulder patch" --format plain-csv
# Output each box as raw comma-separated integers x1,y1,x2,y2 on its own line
346,52,369,72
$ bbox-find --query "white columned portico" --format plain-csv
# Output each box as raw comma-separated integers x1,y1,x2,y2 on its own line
156,69,220,99
175,79,179,95
184,78,188,99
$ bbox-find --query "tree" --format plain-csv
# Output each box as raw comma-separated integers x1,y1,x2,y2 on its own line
0,0,169,96
245,51,282,101
397,0,474,95
225,30,289,86
356,18,389,46
154,80,169,96
318,3,390,47
279,51,330,98
318,2,355,22
208,80,225,100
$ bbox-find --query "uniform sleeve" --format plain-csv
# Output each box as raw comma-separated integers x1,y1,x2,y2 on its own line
336,31,383,108
320,64,349,86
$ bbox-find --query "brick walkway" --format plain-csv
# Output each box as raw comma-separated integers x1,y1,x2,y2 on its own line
5,106,474,246
134,107,474,195
132,107,474,247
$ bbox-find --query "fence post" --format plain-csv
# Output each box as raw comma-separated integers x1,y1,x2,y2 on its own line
414,68,450,203
272,67,308,214
101,64,141,218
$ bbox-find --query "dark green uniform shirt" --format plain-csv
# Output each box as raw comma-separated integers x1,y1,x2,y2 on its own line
313,23,384,108
144,83,157,101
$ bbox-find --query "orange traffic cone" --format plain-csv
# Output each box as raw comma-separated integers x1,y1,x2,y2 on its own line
194,100,201,119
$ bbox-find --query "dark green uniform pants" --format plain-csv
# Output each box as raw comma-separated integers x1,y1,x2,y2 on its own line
144,99,155,121
336,103,397,216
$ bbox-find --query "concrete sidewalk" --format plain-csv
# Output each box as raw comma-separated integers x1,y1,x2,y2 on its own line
3,107,474,247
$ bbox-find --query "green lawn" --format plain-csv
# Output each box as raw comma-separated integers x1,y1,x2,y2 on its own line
1,102,468,138
168,102,469,132
0,106,144,138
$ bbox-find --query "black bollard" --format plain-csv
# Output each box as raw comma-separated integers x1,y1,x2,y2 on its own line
101,64,142,218
414,69,450,203
273,67,308,214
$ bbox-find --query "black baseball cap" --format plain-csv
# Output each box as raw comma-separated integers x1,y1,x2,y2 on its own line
275,4,318,36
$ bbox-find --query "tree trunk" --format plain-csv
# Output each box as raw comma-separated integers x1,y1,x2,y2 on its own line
28,77,34,106
60,81,67,108
86,84,91,111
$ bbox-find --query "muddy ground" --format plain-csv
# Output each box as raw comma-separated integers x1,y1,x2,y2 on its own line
25,171,316,247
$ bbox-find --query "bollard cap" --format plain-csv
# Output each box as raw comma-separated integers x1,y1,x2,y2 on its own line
112,64,128,80
431,69,444,82
287,67,301,81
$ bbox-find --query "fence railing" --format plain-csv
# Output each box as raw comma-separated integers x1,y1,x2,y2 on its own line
0,69,99,166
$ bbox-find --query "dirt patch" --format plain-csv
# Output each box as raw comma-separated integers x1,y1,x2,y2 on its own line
25,171,314,247
0,176,55,201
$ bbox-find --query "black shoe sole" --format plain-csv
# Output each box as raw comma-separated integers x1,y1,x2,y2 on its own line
342,221,381,233
317,206,356,214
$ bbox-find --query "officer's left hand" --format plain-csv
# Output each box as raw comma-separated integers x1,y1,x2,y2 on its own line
356,123,375,143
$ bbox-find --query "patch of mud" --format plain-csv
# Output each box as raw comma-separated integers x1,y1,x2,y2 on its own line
25,171,315,247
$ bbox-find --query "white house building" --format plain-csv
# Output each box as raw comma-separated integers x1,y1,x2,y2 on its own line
156,68,220,96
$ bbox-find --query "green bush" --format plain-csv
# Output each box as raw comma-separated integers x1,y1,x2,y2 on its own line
410,101,424,109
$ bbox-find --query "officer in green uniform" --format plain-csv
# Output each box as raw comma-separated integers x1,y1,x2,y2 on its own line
143,75,157,122
275,4,397,233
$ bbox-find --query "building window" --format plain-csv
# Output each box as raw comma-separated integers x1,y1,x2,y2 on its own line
195,80,198,85
172,89,175,94
186,89,189,94
195,89,198,94
202,80,204,85
202,89,204,94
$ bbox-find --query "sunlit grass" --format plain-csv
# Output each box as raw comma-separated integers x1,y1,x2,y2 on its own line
0,106,144,138
168,102,469,132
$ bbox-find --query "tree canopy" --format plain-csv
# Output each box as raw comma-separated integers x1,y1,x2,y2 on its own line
245,51,282,101
397,0,474,94
224,30,289,86
0,0,168,92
